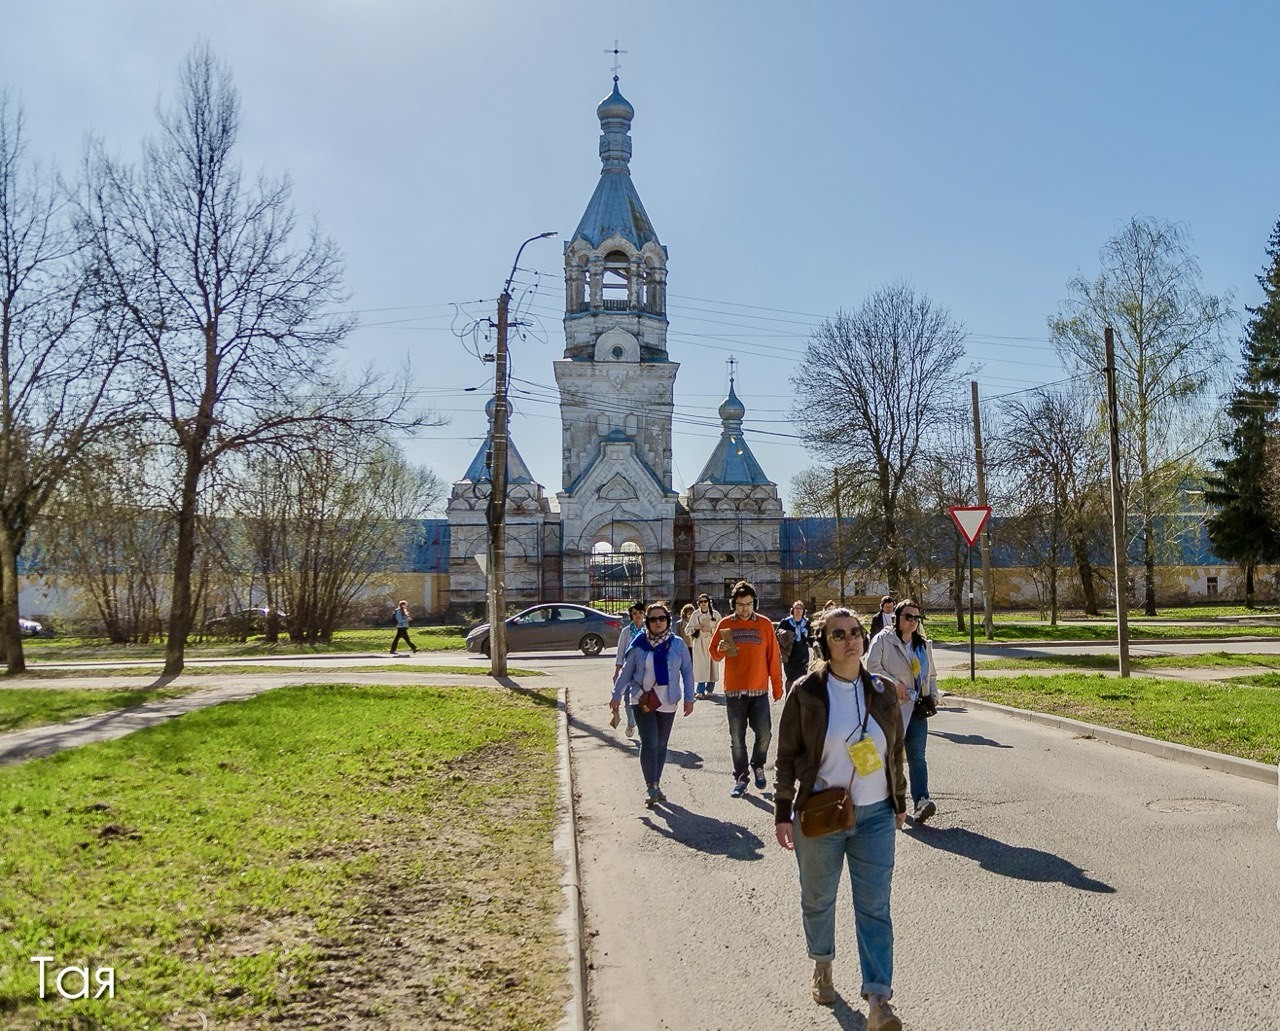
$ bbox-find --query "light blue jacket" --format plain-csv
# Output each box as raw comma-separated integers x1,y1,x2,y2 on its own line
612,634,695,707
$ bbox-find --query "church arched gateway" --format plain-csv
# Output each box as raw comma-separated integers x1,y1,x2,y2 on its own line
446,77,782,618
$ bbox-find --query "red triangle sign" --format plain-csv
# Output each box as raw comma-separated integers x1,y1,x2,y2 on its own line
949,505,991,546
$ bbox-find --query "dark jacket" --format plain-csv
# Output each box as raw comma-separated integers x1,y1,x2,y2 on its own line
773,666,907,824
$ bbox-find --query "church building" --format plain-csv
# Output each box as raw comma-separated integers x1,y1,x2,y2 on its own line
446,78,783,615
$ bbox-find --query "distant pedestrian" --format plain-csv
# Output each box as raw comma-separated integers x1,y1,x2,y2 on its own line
867,599,939,824
675,602,695,645
709,580,783,797
774,608,906,1028
610,603,695,808
685,593,722,698
868,596,896,639
390,600,419,655
779,600,812,685
613,602,646,737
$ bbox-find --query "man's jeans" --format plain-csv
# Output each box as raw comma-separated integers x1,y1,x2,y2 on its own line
903,713,930,805
725,693,771,780
631,706,676,786
793,800,896,999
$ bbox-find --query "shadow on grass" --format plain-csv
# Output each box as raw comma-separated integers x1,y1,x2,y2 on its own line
641,801,765,861
906,825,1115,893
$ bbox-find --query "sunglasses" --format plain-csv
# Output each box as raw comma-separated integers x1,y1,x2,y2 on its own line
827,628,861,641
646,615,669,623
900,613,922,623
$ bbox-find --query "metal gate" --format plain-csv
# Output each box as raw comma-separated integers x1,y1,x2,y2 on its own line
588,549,646,613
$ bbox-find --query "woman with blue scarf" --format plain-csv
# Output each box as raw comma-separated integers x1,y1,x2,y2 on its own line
609,602,696,807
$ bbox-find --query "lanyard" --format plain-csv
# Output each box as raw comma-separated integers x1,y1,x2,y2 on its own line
842,677,873,745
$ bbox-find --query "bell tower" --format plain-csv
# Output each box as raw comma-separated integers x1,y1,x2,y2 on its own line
554,78,679,600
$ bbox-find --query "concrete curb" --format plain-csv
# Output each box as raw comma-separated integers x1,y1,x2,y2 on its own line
945,693,1279,786
554,684,588,1031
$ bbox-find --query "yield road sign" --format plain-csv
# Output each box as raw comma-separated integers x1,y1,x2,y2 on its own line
949,505,991,546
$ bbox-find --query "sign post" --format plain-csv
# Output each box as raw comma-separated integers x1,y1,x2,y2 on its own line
949,506,992,681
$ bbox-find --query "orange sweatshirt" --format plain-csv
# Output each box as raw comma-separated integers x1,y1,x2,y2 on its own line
708,612,783,700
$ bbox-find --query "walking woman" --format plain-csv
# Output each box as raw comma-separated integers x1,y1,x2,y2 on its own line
390,600,418,655
609,603,695,807
684,593,722,698
779,600,812,685
867,598,940,824
774,608,906,1029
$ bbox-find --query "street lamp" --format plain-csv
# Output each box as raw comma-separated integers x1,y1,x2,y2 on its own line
487,231,557,677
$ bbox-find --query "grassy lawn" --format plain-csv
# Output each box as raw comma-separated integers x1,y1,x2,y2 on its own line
7,663,542,681
0,688,196,733
17,627,469,664
926,621,1280,644
0,682,565,1029
977,651,1280,673
944,672,1280,765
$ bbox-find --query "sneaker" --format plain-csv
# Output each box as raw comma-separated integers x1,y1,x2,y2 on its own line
645,786,660,808
653,785,666,803
753,766,767,790
695,686,705,699
730,776,749,798
867,994,902,1031
811,961,835,1005
914,798,937,824
625,722,636,739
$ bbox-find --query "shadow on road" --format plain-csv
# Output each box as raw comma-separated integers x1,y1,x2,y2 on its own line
566,713,640,757
662,747,705,771
641,802,766,861
906,825,1115,893
930,729,1014,749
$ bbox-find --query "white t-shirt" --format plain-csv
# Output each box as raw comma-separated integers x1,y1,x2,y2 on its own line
814,672,890,806
640,651,679,713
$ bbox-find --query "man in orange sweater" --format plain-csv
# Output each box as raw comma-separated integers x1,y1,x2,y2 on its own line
709,580,783,798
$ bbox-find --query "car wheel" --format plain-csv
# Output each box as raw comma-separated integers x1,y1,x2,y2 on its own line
481,638,491,658
580,633,604,657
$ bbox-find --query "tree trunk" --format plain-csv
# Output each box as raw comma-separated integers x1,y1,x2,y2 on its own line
1072,541,1099,616
0,523,25,673
164,454,204,675
1245,563,1255,609
1142,512,1157,616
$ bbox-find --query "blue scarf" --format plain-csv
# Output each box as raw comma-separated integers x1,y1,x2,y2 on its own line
631,630,673,685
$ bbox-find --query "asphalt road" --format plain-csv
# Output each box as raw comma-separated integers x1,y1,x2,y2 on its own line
558,655,1280,1031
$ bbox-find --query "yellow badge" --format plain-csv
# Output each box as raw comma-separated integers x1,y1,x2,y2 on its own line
846,735,884,777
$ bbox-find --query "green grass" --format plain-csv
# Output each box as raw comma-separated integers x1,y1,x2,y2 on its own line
944,672,1280,765
0,682,565,1029
926,621,1280,644
0,688,195,733
16,627,468,664
977,651,1280,673
7,663,542,680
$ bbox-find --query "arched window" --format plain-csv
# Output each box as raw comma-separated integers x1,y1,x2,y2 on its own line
602,251,629,310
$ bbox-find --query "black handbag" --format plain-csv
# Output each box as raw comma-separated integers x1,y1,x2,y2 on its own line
913,693,938,720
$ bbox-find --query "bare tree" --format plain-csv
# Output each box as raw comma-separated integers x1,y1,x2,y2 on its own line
0,93,131,672
996,386,1111,620
232,431,442,642
791,282,971,593
1051,217,1232,615
82,47,427,673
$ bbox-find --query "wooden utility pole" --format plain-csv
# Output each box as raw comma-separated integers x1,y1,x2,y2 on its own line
833,467,845,605
1104,327,1131,677
486,231,556,678
971,381,995,638
487,287,511,677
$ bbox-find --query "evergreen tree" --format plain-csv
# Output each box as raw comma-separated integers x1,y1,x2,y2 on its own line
1205,219,1280,605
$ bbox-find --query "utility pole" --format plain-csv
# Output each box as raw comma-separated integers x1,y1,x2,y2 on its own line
971,381,995,638
833,466,845,604
1104,327,1131,677
486,231,556,678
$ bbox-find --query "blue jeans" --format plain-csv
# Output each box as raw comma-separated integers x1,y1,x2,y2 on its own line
631,706,675,786
793,800,896,999
725,693,771,780
904,713,930,805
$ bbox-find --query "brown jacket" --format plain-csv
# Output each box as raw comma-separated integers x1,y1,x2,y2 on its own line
773,666,907,824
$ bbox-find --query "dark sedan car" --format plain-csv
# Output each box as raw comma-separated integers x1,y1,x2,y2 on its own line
466,604,622,657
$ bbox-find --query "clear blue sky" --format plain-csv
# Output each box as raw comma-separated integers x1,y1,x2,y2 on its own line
5,1,1277,510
